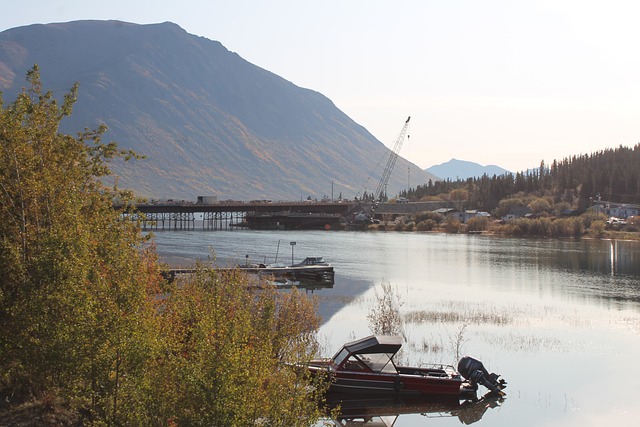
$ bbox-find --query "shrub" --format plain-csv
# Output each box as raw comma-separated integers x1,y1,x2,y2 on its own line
590,220,606,237
368,281,404,337
414,211,444,224
550,217,584,237
581,210,608,229
445,218,463,233
143,268,326,426
528,218,552,236
416,219,437,231
466,216,489,232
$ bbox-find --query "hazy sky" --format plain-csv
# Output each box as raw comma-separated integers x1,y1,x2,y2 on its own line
2,0,640,172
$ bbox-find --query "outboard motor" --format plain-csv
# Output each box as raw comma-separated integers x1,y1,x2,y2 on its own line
458,356,507,395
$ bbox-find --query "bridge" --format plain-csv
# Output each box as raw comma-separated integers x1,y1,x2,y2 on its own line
124,200,354,231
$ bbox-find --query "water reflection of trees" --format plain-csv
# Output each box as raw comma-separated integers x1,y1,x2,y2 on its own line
512,239,640,304
547,240,640,277
558,240,635,276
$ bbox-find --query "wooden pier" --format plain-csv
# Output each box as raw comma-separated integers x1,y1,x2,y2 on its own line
123,200,352,231
161,265,335,292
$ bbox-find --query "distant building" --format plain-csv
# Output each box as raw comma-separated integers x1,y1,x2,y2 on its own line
434,207,454,216
592,202,640,219
451,209,491,223
502,206,532,222
197,195,218,204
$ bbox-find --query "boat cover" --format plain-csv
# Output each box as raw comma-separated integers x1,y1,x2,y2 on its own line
341,335,403,355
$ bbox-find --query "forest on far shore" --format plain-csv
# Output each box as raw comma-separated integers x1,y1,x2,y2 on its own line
380,144,640,239
400,144,640,214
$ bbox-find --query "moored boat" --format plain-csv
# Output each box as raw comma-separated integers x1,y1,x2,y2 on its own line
238,256,334,283
306,335,506,398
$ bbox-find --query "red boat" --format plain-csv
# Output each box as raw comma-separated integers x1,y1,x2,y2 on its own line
307,335,505,398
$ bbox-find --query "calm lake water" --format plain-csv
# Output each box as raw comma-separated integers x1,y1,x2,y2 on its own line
150,230,640,426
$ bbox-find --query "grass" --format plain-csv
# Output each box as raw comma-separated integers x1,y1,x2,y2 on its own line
400,300,596,357
404,309,512,325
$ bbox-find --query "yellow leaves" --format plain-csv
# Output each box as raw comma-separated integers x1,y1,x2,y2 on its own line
1,66,325,425
0,66,156,422
143,267,324,425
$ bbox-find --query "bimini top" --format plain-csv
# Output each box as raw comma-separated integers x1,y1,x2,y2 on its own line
340,335,403,356
332,335,403,374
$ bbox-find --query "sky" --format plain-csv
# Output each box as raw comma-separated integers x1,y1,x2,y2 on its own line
2,0,640,173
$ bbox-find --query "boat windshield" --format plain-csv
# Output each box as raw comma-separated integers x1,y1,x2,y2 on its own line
357,352,397,374
333,348,351,367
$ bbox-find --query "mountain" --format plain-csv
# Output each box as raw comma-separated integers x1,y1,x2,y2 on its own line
426,159,510,181
0,20,437,200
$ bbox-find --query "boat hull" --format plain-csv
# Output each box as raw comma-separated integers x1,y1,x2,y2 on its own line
308,365,464,397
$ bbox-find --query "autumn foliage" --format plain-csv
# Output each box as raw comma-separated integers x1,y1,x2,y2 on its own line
0,66,325,426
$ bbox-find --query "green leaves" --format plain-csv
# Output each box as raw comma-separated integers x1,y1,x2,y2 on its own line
145,267,325,426
1,66,326,426
0,65,153,422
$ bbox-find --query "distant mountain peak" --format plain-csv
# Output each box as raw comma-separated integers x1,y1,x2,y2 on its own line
426,158,510,181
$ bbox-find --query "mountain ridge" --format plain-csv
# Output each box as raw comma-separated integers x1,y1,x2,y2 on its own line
0,20,437,200
426,158,510,181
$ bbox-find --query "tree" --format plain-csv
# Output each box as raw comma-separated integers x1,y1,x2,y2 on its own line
1,66,326,425
448,188,469,211
527,196,553,215
0,65,160,422
494,197,524,218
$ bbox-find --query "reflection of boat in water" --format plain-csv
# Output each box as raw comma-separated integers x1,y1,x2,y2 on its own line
306,335,506,398
238,256,335,283
325,392,504,426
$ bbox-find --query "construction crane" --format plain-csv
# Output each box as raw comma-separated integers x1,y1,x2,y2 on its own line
351,116,411,224
373,116,410,203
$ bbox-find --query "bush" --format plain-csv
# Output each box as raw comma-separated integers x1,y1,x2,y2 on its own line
466,216,489,232
416,219,437,231
368,281,404,337
413,211,444,224
581,210,608,229
401,221,415,231
550,217,584,237
528,218,552,236
445,218,463,233
143,267,326,426
590,220,606,237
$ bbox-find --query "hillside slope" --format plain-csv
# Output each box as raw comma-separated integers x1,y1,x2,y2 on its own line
0,20,436,200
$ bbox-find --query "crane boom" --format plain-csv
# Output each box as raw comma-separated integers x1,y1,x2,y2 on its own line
373,116,410,202
349,116,411,226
